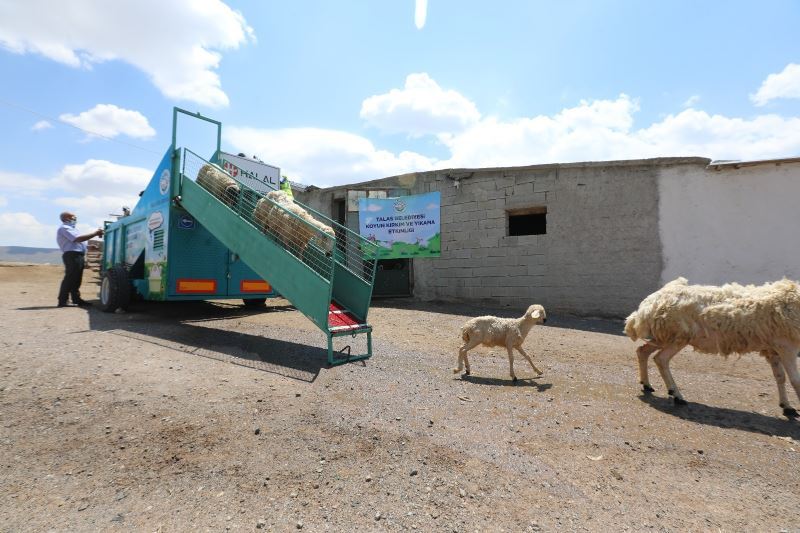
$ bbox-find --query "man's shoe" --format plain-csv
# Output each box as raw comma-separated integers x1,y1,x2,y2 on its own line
74,299,92,307
57,302,73,307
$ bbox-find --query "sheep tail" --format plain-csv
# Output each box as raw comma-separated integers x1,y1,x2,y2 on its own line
624,311,646,341
461,328,470,343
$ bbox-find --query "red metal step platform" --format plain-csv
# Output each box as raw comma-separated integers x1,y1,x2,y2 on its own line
328,301,369,332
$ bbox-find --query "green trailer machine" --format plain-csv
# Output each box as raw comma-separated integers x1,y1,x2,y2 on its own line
100,108,379,365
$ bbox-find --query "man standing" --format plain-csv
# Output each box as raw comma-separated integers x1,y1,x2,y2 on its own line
56,212,103,307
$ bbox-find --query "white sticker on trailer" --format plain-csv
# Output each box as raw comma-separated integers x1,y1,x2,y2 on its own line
218,151,280,187
148,211,164,231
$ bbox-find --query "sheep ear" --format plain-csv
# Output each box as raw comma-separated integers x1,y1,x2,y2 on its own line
531,310,541,319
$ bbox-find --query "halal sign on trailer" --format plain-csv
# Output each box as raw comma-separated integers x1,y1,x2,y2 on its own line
358,192,441,259
217,152,281,188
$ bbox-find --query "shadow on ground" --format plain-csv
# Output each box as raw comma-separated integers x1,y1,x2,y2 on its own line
83,299,327,382
459,374,554,391
371,298,626,336
638,393,800,439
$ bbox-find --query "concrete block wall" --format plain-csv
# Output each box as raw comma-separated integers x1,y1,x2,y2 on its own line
408,161,680,317
296,158,711,318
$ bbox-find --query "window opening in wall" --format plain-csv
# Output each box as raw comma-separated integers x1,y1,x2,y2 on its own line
507,206,546,236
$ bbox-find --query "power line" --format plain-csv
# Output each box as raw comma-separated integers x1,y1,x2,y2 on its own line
0,97,163,156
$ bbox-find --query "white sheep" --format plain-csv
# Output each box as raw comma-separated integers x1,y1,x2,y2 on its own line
454,304,547,381
253,190,336,257
625,277,800,417
196,163,240,208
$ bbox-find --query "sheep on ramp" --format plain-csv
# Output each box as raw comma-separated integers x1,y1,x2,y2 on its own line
625,277,800,418
253,190,336,257
455,304,547,382
196,163,240,208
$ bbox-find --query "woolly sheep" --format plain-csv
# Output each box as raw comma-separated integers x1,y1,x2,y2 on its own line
253,190,336,256
196,163,240,208
454,304,547,381
625,277,800,417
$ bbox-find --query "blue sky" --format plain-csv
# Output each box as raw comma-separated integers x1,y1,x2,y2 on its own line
1,0,799,247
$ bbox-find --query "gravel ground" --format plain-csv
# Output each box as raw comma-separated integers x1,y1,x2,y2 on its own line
1,263,799,532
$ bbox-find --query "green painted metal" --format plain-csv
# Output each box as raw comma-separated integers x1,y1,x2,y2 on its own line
171,107,222,195
332,262,374,323
299,202,379,323
327,329,373,365
166,210,229,297
162,108,379,366
179,177,333,331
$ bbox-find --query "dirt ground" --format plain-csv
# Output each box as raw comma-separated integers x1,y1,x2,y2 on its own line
1,263,799,532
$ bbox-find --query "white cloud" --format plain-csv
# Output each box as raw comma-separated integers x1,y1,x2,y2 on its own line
226,86,800,187
0,212,53,247
751,63,800,106
0,160,149,209
0,159,151,247
59,104,155,139
57,159,152,198
431,92,800,168
438,94,646,167
360,73,481,137
683,95,701,108
0,0,254,108
636,109,800,161
224,126,436,187
0,169,53,192
32,120,52,131
415,0,428,29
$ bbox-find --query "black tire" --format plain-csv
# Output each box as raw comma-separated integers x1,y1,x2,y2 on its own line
100,264,131,313
243,297,267,308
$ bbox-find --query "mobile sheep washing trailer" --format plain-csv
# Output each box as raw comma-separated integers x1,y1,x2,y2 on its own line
100,107,380,365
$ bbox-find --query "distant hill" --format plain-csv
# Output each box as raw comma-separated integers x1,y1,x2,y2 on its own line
0,246,62,264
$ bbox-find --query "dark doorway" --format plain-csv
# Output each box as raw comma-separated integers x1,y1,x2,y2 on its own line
333,198,347,253
373,258,411,297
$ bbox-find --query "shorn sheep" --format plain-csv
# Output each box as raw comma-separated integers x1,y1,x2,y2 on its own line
253,190,336,257
196,163,240,208
455,304,547,381
625,277,800,417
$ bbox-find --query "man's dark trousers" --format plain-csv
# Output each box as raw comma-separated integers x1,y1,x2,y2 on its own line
58,251,85,305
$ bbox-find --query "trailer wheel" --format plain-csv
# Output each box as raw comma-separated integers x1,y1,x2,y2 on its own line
243,297,267,308
100,264,131,313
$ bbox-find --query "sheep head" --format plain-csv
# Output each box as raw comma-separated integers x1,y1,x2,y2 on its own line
524,304,547,324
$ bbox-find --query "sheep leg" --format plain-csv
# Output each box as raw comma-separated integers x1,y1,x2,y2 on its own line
506,345,518,382
776,346,800,418
637,343,659,393
764,351,796,418
453,351,465,374
652,345,687,405
455,338,479,375
515,346,543,376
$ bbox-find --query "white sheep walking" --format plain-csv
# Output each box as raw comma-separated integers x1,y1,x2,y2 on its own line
454,304,547,381
625,277,800,418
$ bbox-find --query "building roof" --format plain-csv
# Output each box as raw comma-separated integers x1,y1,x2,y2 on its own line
708,156,800,170
308,157,714,192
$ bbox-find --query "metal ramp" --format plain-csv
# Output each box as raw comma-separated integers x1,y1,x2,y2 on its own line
176,148,379,365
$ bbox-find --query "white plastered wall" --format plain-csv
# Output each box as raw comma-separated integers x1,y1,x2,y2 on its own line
658,162,800,286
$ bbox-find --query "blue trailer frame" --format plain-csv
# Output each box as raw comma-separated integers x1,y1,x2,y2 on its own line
100,108,276,309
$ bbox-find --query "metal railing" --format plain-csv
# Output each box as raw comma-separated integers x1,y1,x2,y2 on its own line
181,149,380,286
181,149,336,280
202,151,379,287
